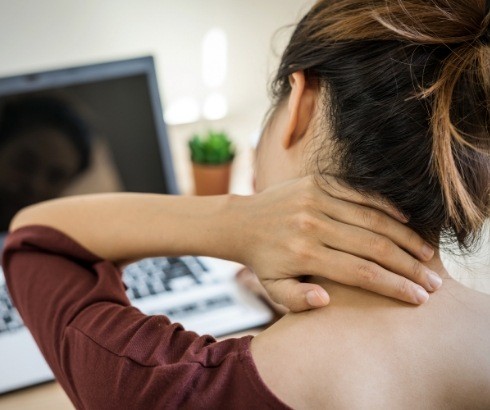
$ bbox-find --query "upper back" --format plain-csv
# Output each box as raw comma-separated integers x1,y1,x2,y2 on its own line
251,277,490,409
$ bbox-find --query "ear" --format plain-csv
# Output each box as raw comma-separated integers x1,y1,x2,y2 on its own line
282,71,316,150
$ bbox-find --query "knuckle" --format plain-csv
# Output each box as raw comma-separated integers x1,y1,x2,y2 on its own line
356,262,381,286
263,281,279,300
283,290,295,308
355,207,368,224
406,228,424,250
409,259,424,281
276,285,294,308
406,228,418,244
290,239,313,263
396,278,412,299
296,212,317,233
297,190,315,209
369,236,393,257
356,208,377,230
367,210,384,230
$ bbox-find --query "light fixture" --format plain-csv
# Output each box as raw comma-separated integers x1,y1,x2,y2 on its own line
202,28,228,88
202,92,228,120
164,97,200,126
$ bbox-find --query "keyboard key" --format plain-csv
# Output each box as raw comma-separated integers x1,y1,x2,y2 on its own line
206,295,234,308
168,276,198,291
149,278,165,294
122,256,210,300
135,283,150,298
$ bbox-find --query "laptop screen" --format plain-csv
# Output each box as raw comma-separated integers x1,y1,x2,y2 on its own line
0,57,177,236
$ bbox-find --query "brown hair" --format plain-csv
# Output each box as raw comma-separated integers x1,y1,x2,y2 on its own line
272,0,490,251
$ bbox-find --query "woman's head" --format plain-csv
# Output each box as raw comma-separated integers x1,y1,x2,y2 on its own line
256,0,490,251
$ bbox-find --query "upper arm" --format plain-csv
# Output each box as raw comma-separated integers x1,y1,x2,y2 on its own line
2,225,281,410
2,226,130,391
1,225,251,409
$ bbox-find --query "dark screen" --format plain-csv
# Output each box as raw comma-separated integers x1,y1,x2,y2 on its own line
0,74,170,232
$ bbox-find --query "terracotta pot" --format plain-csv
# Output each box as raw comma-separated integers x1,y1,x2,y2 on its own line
192,162,232,196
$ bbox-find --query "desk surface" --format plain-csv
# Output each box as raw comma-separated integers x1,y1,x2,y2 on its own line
0,382,72,409
0,329,261,408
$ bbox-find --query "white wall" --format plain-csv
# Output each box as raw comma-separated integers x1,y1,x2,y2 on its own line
0,0,313,122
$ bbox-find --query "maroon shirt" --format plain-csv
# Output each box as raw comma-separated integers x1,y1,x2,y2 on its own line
2,225,290,409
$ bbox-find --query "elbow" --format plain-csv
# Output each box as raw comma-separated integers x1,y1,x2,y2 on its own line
9,203,44,233
9,197,69,233
9,206,32,233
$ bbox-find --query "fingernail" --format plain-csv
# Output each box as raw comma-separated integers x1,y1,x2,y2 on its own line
427,270,442,291
421,243,434,260
415,287,429,304
306,290,329,307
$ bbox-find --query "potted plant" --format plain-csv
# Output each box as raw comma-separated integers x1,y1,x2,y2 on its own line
188,130,235,195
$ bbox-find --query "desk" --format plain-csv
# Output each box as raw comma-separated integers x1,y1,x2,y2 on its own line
0,329,262,409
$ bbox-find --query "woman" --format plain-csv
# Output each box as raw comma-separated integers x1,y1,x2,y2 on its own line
3,0,490,409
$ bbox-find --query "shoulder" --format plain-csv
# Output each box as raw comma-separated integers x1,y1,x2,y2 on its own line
250,283,490,408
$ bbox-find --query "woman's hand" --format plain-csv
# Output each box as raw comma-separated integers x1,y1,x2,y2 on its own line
230,176,440,312
11,174,440,314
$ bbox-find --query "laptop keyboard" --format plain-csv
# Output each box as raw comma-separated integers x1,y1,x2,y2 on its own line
150,294,235,320
0,256,226,335
122,256,212,300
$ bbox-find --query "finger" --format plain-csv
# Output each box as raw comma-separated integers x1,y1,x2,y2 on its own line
262,278,330,312
317,216,442,292
317,175,408,223
236,269,290,314
303,248,430,305
317,197,434,261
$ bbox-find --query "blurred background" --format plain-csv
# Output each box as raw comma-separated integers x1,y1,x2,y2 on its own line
0,0,314,194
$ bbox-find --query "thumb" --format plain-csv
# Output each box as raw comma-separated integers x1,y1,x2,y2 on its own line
262,278,330,312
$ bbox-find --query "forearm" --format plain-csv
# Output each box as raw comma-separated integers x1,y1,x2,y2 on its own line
8,176,441,311
9,193,244,265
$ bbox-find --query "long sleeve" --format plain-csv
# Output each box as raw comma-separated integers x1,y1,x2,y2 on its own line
2,225,289,410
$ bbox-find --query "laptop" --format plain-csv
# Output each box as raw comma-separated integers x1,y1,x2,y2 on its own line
0,56,272,394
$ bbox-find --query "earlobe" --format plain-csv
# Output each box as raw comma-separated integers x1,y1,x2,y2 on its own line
281,71,313,150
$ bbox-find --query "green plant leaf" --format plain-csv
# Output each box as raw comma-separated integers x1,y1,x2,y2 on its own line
188,129,235,165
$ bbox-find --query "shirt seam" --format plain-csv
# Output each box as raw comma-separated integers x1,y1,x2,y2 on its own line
66,323,243,370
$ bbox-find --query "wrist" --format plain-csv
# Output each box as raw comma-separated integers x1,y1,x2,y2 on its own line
181,194,237,262
218,193,257,265
196,193,253,265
